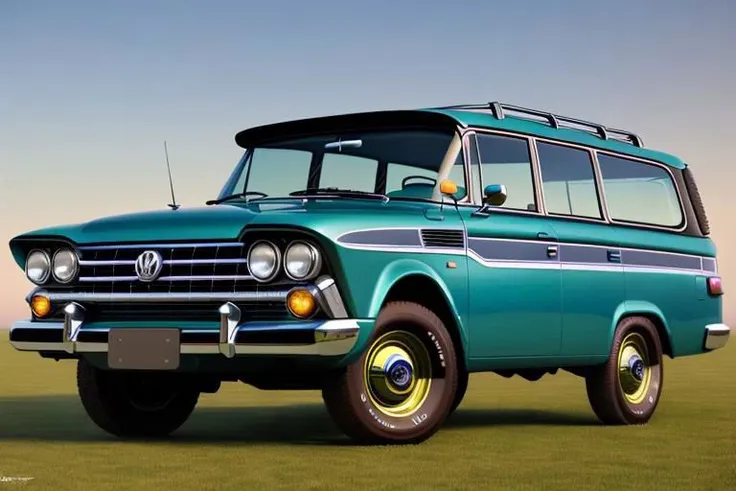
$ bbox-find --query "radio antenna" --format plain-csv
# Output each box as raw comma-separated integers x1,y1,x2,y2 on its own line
163,140,180,210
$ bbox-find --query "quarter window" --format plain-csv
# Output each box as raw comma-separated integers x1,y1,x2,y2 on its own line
536,141,602,219
386,163,436,193
597,153,683,227
475,134,537,211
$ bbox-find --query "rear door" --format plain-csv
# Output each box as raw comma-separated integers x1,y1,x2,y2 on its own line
533,140,625,357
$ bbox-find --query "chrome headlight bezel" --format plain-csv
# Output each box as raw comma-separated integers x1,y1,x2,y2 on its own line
283,241,322,281
247,240,281,282
52,248,80,284
25,249,51,285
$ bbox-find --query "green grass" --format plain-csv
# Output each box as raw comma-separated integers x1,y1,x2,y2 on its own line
0,341,734,491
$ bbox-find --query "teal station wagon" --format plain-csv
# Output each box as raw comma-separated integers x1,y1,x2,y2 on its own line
8,102,729,444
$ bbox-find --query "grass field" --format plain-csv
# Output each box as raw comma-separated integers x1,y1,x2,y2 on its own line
0,340,734,491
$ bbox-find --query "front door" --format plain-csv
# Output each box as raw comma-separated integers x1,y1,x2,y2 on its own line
461,131,563,359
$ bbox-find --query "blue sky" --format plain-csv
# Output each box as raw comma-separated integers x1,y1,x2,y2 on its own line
1,0,734,322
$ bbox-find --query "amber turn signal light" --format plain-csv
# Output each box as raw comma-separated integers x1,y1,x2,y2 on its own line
30,295,51,318
287,289,317,319
439,179,457,196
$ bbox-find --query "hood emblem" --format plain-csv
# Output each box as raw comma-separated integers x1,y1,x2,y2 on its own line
134,250,163,282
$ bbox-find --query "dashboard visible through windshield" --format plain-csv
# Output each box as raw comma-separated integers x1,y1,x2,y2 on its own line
217,129,467,203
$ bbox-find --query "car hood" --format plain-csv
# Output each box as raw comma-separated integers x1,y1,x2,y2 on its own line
10,198,436,249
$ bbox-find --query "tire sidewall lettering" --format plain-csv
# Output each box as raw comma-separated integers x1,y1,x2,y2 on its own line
427,330,446,367
359,391,397,429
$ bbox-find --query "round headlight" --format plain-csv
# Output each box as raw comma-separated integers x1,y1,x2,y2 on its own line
52,248,79,283
247,241,280,282
284,241,321,280
25,250,51,285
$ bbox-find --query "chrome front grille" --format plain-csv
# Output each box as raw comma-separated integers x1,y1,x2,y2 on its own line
75,241,267,294
90,301,289,323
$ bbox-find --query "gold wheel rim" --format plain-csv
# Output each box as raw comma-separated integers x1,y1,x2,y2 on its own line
363,330,432,418
617,332,652,405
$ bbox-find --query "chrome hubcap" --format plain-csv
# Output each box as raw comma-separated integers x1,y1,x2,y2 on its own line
364,330,433,417
617,332,652,404
385,353,414,391
628,355,645,381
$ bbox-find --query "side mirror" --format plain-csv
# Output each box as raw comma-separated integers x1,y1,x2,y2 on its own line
483,184,507,207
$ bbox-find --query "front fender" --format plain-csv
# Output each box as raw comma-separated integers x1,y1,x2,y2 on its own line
368,259,461,319
337,257,468,366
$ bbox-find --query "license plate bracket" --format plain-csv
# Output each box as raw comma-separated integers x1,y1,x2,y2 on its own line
108,328,180,370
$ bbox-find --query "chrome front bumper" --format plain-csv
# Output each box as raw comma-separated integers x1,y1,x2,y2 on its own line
9,275,364,358
704,323,730,351
9,318,362,357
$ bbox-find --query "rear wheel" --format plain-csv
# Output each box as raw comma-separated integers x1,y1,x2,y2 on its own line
322,301,459,444
585,316,664,425
77,359,200,438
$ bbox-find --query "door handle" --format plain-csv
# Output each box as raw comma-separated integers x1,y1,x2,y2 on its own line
537,231,558,240
547,245,558,258
607,250,621,263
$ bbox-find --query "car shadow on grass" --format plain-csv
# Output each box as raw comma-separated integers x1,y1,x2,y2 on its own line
0,395,598,445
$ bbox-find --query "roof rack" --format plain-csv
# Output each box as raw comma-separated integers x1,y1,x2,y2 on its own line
434,101,644,148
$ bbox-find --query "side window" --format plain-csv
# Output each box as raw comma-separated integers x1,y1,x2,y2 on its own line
320,153,378,192
536,141,602,219
447,150,467,200
385,152,467,201
386,163,436,192
597,153,683,227
476,133,536,211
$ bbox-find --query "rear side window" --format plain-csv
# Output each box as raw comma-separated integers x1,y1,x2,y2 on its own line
536,141,602,219
597,153,683,228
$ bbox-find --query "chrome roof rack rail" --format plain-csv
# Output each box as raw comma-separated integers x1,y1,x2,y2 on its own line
433,101,644,148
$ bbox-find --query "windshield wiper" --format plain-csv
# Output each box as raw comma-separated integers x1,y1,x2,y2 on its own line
289,187,389,201
205,191,268,205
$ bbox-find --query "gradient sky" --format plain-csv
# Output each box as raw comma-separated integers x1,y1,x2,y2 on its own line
1,0,734,325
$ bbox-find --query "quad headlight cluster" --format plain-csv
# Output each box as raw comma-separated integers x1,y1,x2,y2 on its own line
25,248,80,285
247,240,322,283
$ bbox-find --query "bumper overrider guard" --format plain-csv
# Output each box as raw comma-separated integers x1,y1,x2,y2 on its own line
9,276,364,358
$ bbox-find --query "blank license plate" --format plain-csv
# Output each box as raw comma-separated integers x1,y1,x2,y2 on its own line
108,329,180,370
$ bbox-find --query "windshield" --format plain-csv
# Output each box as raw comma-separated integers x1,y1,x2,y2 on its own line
217,129,467,203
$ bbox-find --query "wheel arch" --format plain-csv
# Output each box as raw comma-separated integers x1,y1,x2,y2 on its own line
368,259,468,370
611,301,674,358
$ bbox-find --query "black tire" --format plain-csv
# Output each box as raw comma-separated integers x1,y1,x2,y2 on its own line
322,301,459,445
450,368,469,415
77,358,200,438
585,316,664,425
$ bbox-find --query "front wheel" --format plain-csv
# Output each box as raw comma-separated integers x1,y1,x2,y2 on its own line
322,301,459,445
449,368,469,415
585,316,664,425
77,359,200,438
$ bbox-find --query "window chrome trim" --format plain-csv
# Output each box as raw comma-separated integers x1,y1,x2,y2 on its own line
532,137,608,224
594,149,687,233
460,127,543,215
462,125,688,234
